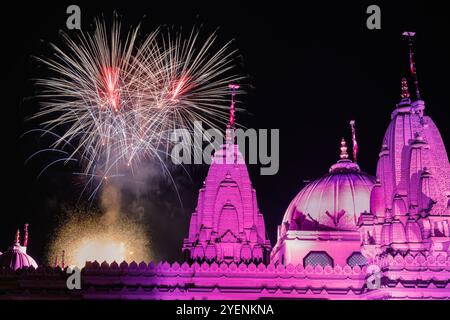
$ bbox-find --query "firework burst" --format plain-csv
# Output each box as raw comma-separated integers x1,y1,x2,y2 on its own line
31,17,243,196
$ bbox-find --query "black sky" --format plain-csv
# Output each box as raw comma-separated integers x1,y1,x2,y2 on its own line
1,1,449,262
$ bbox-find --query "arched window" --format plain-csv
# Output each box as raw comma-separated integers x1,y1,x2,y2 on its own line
347,252,367,267
303,251,333,267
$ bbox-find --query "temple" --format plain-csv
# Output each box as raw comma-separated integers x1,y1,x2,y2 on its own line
0,33,449,300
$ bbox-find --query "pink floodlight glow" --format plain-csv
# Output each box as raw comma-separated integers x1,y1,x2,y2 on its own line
1,34,449,301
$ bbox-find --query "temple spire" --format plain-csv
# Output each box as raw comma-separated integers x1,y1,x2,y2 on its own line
226,84,240,144
340,138,349,160
402,31,421,100
349,120,358,163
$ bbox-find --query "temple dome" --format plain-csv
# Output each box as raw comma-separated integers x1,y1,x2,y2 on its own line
281,157,375,233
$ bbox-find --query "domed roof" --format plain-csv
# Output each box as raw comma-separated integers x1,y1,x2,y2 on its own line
0,228,38,271
281,140,375,233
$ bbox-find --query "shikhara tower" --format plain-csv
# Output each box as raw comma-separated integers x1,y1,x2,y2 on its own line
363,36,450,258
182,84,272,264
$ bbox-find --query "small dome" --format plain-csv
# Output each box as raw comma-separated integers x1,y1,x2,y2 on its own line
281,159,375,233
0,244,38,270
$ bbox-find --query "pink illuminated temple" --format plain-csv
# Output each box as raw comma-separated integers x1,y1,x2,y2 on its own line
0,33,449,300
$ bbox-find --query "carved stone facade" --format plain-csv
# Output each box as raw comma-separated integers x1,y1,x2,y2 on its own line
182,140,271,264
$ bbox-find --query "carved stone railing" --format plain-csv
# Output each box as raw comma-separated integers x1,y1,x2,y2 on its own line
376,252,449,270
0,254,448,299
1,252,448,278
80,260,371,279
375,252,450,284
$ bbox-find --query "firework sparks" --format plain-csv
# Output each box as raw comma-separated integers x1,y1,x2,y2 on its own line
100,66,121,112
48,207,151,268
48,183,152,267
31,17,243,195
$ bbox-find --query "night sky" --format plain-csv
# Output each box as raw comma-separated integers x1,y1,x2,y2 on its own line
1,1,449,263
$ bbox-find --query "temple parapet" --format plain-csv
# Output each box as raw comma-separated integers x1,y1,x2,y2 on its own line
82,260,373,277
1,252,447,277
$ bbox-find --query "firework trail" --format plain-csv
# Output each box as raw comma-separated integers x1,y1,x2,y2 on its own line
30,18,243,196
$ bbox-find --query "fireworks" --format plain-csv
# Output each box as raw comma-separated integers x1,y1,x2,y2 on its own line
32,17,243,194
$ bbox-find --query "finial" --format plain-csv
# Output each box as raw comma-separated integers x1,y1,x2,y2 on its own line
349,120,358,163
15,229,20,245
23,223,29,247
402,31,421,100
340,138,349,159
226,84,240,144
400,77,410,99
14,229,20,245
